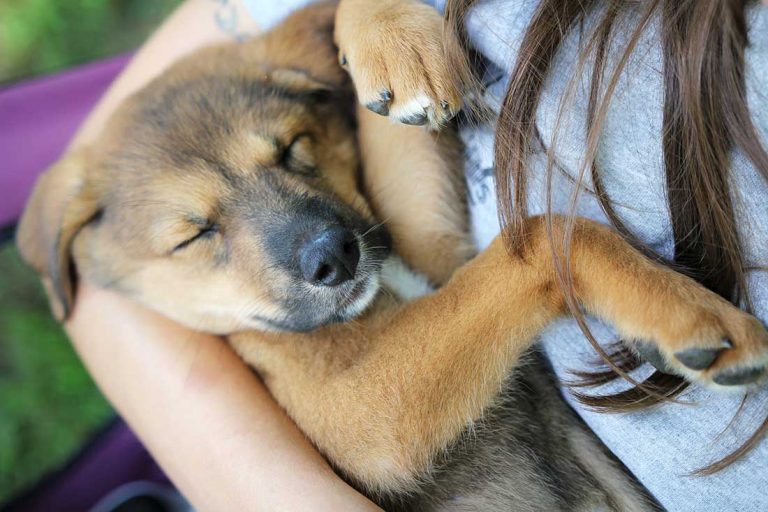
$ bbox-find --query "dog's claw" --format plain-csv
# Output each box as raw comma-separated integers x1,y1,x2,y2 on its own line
401,111,428,126
674,347,722,371
635,341,673,373
366,99,390,116
366,90,393,116
713,367,765,386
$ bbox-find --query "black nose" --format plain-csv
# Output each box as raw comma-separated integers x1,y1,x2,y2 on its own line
298,227,360,286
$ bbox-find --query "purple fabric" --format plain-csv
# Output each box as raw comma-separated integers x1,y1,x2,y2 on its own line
0,56,175,511
0,54,131,227
2,419,170,512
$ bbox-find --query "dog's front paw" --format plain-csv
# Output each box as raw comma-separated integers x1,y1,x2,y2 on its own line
335,0,461,129
629,296,768,391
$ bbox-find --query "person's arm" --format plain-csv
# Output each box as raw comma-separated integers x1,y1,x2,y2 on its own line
64,1,379,510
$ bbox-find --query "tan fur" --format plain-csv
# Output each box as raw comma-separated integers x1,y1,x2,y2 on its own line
16,0,768,504
230,217,768,491
17,150,101,320
335,0,462,128
357,107,473,284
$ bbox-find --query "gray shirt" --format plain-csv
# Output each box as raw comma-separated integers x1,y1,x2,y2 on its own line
247,1,768,509
461,2,768,510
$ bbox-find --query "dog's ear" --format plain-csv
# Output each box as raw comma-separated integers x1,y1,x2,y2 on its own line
256,2,349,90
16,149,101,321
268,68,338,97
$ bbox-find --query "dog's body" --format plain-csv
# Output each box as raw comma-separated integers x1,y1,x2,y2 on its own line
370,351,652,511
17,2,768,511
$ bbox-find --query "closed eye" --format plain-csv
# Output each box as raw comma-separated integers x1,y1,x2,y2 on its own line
280,133,316,176
172,223,219,253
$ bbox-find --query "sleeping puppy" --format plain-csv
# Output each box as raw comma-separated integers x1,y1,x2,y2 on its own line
17,2,768,511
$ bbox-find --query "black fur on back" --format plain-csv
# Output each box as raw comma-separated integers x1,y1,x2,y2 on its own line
368,350,662,512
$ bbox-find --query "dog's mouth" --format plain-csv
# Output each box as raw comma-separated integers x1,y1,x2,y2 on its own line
252,222,391,333
341,278,375,308
251,265,382,333
336,266,382,318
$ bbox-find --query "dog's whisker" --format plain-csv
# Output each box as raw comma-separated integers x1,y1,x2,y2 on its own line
359,217,390,238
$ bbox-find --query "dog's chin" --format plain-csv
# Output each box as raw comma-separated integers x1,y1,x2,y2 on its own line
337,272,382,321
250,272,382,333
303,272,383,330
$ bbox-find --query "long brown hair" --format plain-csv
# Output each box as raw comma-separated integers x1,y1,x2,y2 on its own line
444,0,768,473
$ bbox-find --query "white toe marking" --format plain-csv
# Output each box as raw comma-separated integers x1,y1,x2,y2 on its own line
390,93,431,121
415,92,432,109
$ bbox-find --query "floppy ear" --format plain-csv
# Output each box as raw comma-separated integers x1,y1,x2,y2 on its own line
256,2,349,91
268,68,339,96
16,149,101,321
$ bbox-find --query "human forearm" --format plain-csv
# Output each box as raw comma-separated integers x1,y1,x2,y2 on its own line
66,284,378,511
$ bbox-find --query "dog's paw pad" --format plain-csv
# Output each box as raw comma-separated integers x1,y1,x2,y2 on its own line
674,343,730,371
629,296,768,391
635,341,674,373
713,366,766,386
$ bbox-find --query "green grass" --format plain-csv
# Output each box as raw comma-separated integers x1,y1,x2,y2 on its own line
0,244,113,503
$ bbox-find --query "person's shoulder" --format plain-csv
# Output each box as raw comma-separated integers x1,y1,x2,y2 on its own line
746,5,768,82
463,0,540,70
745,5,768,143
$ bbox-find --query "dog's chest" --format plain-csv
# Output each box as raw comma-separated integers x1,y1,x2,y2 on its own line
380,257,434,302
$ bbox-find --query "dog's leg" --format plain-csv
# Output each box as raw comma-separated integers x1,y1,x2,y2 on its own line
337,0,473,284
357,107,473,285
335,0,461,129
230,215,768,492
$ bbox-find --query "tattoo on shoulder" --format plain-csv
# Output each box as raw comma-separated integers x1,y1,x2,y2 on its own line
209,0,249,41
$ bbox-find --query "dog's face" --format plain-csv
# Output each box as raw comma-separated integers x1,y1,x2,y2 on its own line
17,5,392,334
84,76,391,334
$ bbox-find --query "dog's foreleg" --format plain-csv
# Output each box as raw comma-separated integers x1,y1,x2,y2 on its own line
230,216,768,493
358,108,474,285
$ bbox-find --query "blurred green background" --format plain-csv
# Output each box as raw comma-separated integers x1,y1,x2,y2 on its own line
0,0,179,504
0,0,179,84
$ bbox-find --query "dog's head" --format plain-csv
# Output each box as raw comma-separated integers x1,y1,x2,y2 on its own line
17,4,392,334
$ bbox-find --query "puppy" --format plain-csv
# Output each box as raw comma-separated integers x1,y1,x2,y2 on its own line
17,2,768,510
